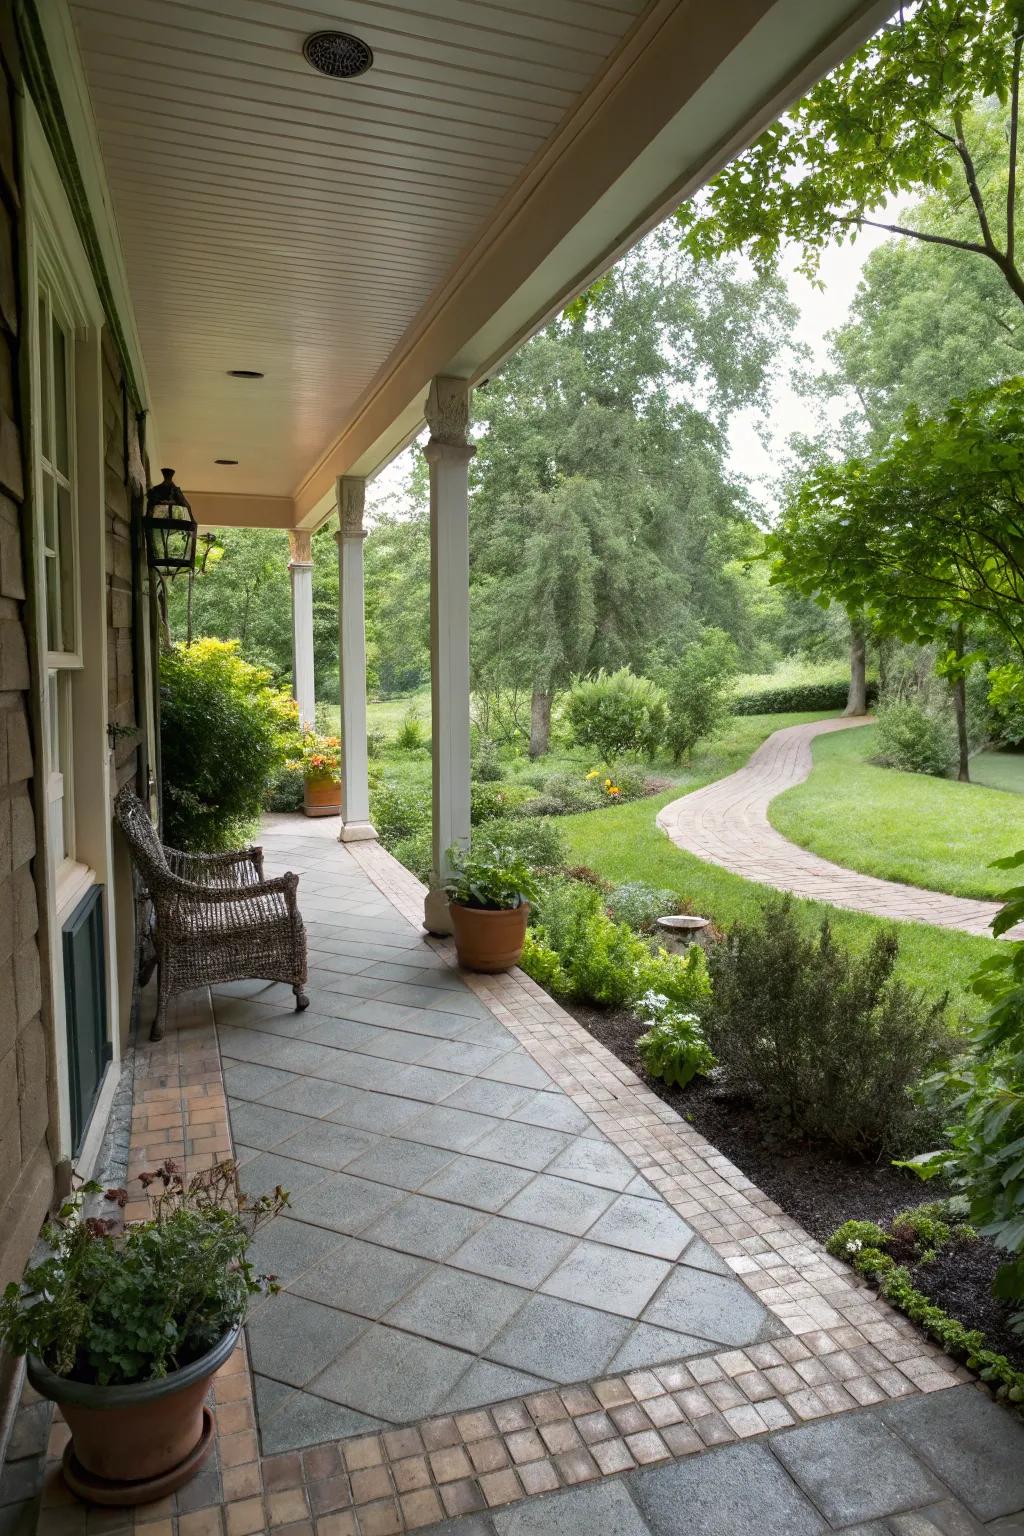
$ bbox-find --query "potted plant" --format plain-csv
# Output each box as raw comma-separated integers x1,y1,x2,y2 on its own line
294,730,342,817
443,842,539,972
0,1160,286,1505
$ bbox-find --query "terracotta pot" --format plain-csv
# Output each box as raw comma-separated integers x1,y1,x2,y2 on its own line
449,901,529,972
28,1323,239,1500
303,775,341,817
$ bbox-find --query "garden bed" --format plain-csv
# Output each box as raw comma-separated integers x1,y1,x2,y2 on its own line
566,998,1024,1370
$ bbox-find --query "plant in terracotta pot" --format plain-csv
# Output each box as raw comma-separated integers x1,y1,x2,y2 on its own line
0,1160,286,1505
443,841,539,973
294,730,342,817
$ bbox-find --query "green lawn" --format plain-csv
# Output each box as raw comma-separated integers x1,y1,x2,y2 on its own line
768,724,1024,901
971,749,1024,796
320,687,432,736
558,712,998,1019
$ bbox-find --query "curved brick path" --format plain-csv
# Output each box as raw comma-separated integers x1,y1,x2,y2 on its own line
657,715,1012,938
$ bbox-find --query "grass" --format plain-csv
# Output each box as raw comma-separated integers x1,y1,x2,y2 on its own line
319,687,431,737
558,712,999,1018
971,749,1024,796
769,724,1024,901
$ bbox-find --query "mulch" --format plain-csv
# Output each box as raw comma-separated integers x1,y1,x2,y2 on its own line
566,998,1023,1370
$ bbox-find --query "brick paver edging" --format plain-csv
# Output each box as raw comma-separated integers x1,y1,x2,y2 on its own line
656,714,1014,937
32,832,975,1536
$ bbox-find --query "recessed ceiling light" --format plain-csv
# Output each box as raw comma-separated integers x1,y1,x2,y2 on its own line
214,458,239,465
302,31,373,80
227,369,264,379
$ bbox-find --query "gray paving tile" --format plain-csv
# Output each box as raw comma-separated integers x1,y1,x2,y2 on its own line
361,1027,446,1064
290,1236,431,1317
888,1501,988,1534
457,1019,519,1049
420,1155,536,1213
494,1482,652,1535
396,1104,502,1152
259,1075,357,1117
422,1040,508,1075
361,1193,488,1259
312,1048,399,1091
341,999,471,1038
641,1262,778,1347
486,1293,632,1382
631,1440,826,1535
587,1194,695,1260
416,1519,495,1536
436,1360,555,1414
379,981,489,1018
387,1266,529,1352
222,1061,296,1101
771,1412,945,1525
299,1016,385,1053
313,1324,472,1421
305,950,374,976
480,1051,552,1089
253,1372,293,1424
308,973,396,1002
288,1170,406,1234
276,1119,381,1171
220,1027,337,1074
439,1078,535,1119
501,1173,617,1235
626,1175,661,1200
327,1086,422,1134
257,1385,385,1455
510,1090,593,1136
541,1240,670,1317
450,1217,575,1287
235,1148,327,1199
247,1213,344,1282
605,1321,719,1373
881,1386,1024,1520
345,1136,459,1191
215,996,318,1036
546,1136,638,1191
227,1097,310,1151
365,960,468,989
680,1235,731,1275
390,1063,473,1104
469,1121,573,1172
247,1293,367,1386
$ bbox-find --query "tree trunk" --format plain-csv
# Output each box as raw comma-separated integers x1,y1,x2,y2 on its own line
951,625,970,783
844,618,868,716
529,689,552,758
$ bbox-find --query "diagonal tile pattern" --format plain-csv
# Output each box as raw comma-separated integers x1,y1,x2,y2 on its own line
221,827,781,1452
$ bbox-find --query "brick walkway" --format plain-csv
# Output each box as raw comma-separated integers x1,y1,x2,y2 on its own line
657,715,1012,937
10,817,1024,1535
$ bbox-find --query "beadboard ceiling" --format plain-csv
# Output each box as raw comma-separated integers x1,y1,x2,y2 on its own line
69,0,651,498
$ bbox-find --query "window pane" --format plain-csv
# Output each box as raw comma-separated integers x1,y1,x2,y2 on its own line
52,315,69,476
57,483,76,652
45,551,60,652
38,295,51,462
42,471,56,554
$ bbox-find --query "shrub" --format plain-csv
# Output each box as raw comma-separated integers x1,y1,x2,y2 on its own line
519,929,569,994
161,639,296,851
988,664,1024,747
394,707,427,751
605,763,653,802
366,727,387,759
473,739,503,782
871,701,956,777
664,629,737,761
635,993,715,1089
477,815,567,868
392,829,432,882
265,761,305,813
731,679,878,715
371,779,430,845
471,782,533,824
606,882,677,934
702,896,952,1156
528,772,603,816
564,668,667,762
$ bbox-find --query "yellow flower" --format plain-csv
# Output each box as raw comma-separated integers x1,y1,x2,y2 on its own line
585,769,600,781
608,785,620,797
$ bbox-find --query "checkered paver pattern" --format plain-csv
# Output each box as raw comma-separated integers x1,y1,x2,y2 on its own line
26,818,1015,1536
656,714,1013,936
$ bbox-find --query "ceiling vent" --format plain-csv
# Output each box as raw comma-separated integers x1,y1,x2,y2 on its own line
302,31,373,80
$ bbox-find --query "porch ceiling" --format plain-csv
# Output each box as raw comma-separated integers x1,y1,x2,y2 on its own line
66,0,891,527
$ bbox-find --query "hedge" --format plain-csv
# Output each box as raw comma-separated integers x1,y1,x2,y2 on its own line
730,679,878,715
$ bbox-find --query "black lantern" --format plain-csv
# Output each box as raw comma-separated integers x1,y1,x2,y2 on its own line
145,468,197,573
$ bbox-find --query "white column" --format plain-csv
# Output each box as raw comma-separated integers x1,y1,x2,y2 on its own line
423,377,475,935
287,529,316,730
335,477,376,842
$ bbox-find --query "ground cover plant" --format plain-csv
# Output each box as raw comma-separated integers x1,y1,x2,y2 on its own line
770,724,1024,901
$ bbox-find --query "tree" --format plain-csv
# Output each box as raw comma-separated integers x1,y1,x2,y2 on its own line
677,2,1024,312
663,628,738,762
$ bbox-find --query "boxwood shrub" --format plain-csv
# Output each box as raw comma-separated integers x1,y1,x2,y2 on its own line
731,679,878,715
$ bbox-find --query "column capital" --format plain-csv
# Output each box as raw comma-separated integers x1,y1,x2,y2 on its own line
424,375,472,447
287,528,313,566
337,475,367,539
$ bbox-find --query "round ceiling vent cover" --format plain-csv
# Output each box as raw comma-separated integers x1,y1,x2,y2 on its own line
302,31,373,80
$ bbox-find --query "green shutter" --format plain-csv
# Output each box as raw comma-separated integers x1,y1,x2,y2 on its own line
62,886,110,1155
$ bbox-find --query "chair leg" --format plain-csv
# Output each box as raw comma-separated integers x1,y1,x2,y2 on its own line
293,983,309,1012
151,966,170,1042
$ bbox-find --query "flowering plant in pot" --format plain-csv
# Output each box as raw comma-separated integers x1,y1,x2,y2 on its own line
443,842,539,972
0,1160,286,1504
292,730,342,817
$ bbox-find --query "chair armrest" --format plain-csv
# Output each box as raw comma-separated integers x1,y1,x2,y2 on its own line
161,870,299,907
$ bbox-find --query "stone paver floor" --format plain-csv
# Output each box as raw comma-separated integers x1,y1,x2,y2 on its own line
657,714,1016,936
225,832,780,1453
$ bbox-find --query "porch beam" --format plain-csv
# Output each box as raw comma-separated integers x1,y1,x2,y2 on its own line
423,377,474,936
335,478,376,844
287,530,315,731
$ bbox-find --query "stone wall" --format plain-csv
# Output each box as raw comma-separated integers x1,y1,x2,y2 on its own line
0,15,54,1293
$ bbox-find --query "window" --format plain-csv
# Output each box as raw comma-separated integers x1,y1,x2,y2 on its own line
37,281,79,664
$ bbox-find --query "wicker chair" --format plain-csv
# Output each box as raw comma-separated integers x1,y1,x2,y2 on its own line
114,787,308,1041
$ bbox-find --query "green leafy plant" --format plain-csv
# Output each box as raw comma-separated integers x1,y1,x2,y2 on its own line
519,929,570,994
703,895,952,1156
663,629,737,762
477,815,567,869
391,829,432,883
0,1162,287,1386
636,992,715,1088
160,638,297,851
871,701,956,778
470,782,534,824
564,668,667,763
291,730,341,781
393,707,427,752
988,664,1024,748
526,772,604,817
732,680,878,715
370,779,430,845
444,843,540,911
606,882,677,934
473,739,503,782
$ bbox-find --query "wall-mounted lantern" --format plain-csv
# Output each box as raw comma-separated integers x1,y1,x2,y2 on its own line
145,468,196,573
